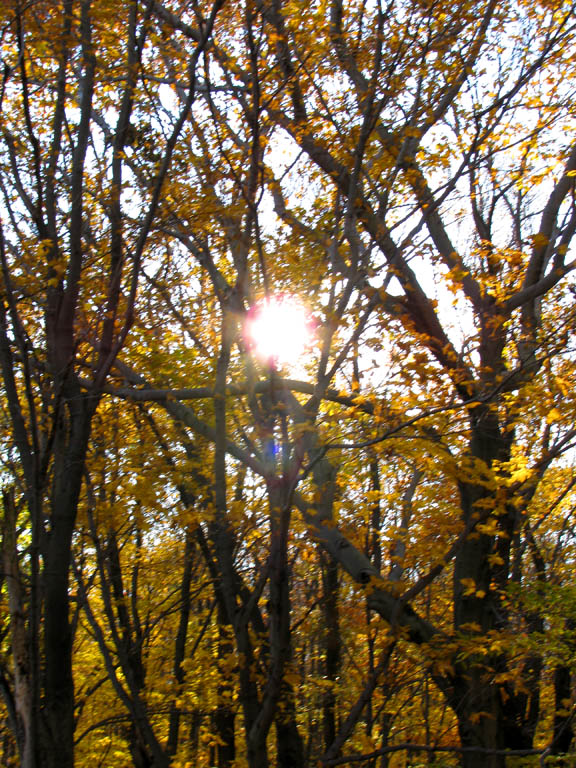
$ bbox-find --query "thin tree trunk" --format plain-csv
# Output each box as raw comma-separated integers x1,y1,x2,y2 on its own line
167,528,196,757
215,605,236,768
2,490,34,768
321,552,340,752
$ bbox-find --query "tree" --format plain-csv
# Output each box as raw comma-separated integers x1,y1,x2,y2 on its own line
0,1,221,766
232,0,576,763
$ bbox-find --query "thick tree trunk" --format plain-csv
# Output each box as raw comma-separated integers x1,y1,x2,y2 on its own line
449,404,531,768
127,728,153,768
40,569,75,768
275,681,304,768
553,663,574,755
453,673,506,768
41,400,94,768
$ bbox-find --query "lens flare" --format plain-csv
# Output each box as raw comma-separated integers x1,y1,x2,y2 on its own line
245,296,314,367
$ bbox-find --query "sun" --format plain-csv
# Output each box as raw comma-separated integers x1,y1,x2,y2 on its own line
245,295,314,368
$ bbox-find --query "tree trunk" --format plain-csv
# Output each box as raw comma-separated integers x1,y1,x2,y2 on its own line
450,405,531,767
215,605,236,768
2,490,35,768
321,552,340,752
40,400,94,768
553,664,574,755
453,672,506,768
167,528,195,758
275,681,304,768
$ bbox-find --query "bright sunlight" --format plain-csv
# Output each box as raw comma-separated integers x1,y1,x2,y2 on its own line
244,295,314,368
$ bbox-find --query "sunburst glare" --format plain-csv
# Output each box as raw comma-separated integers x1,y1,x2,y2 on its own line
245,295,314,369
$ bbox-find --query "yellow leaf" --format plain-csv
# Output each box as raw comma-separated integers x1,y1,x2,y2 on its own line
460,578,476,596
509,467,531,484
546,407,562,424
37,238,53,257
529,232,549,249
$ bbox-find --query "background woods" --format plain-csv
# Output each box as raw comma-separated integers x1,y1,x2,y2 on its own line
0,1,576,767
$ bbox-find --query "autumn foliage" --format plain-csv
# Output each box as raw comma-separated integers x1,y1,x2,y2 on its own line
1,0,576,767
